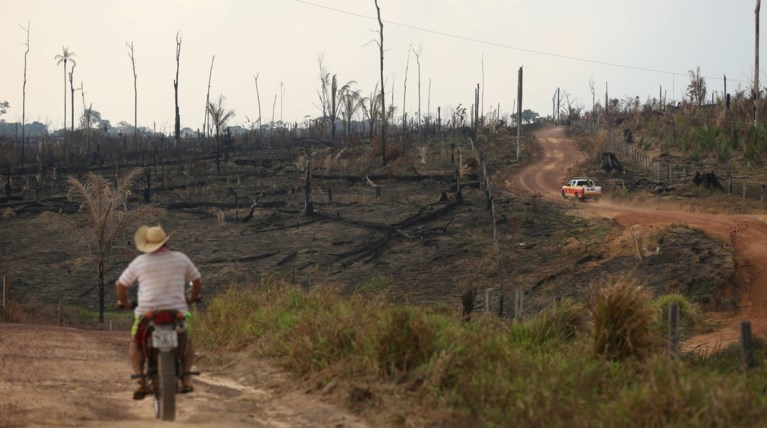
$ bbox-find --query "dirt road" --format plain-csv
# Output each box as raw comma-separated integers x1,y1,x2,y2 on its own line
0,323,367,427
513,127,767,352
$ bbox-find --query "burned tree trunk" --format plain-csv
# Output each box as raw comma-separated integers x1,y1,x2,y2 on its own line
374,0,387,166
304,148,314,216
174,32,182,147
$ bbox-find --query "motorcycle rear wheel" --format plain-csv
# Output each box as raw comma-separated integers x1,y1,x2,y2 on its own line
157,350,177,421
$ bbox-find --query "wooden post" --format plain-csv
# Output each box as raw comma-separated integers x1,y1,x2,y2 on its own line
741,320,755,370
743,181,747,199
668,302,680,358
485,288,493,314
2,275,8,310
57,298,63,326
755,0,761,128
516,66,523,161
761,185,765,204
514,289,524,321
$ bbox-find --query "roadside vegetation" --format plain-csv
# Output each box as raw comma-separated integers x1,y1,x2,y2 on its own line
194,275,767,427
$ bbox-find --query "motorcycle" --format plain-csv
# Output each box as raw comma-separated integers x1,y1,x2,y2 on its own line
120,300,200,422
137,309,198,421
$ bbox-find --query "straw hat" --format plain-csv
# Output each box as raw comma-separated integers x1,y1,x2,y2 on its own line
134,225,172,253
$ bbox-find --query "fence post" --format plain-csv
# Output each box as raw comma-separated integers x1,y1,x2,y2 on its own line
668,163,673,185
741,320,754,370
743,181,747,199
762,185,765,205
668,302,679,359
485,288,493,314
2,275,9,311
57,298,63,327
514,289,524,321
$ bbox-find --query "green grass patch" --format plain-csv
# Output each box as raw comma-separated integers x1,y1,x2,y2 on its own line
194,279,767,427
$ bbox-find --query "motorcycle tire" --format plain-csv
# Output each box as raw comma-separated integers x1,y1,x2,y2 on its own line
157,350,177,421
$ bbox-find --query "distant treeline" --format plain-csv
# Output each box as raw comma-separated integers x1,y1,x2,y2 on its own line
0,121,48,138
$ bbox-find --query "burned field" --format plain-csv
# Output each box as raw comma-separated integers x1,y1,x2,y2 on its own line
0,129,736,320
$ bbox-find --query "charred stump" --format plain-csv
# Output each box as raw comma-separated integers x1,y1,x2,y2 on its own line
601,152,623,173
461,288,476,321
692,171,724,191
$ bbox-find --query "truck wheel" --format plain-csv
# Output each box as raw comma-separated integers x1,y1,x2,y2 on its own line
561,190,567,199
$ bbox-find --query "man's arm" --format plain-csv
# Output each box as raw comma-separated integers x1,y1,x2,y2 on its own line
115,281,130,308
188,278,202,303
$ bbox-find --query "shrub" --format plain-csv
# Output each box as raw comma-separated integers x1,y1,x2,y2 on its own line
376,306,440,375
652,293,700,339
589,274,660,361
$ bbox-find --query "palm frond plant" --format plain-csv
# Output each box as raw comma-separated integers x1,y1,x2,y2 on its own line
39,168,165,323
207,95,236,176
54,46,75,131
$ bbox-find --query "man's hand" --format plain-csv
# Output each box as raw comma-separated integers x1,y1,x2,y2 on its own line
114,300,131,310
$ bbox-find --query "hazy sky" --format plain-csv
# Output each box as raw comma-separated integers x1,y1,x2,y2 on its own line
0,0,760,132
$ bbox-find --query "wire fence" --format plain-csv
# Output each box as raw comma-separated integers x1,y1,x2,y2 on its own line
603,128,767,203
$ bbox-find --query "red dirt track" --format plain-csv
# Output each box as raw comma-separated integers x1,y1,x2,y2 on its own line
513,127,767,352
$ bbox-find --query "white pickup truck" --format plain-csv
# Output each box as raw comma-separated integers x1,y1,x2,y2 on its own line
561,177,602,201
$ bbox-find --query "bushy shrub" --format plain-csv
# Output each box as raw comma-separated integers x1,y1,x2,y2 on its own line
589,275,660,361
652,293,700,339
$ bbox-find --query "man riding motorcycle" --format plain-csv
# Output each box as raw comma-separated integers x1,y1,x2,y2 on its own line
115,225,202,400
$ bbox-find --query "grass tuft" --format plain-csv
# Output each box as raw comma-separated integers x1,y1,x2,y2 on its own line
589,274,660,361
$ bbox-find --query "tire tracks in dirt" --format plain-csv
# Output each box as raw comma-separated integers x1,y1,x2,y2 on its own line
0,323,368,427
510,126,767,353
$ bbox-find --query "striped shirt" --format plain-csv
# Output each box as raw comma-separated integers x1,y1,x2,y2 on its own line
118,248,202,316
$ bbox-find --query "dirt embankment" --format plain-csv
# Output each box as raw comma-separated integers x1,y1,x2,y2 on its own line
0,323,367,427
513,127,767,352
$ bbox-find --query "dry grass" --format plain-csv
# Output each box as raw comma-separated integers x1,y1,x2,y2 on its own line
589,273,660,361
191,278,767,427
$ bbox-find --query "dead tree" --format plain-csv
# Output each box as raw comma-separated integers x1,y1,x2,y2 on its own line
412,44,423,131
374,0,387,166
126,41,138,138
253,73,262,129
204,55,215,138
173,32,182,147
69,63,76,131
20,22,30,169
402,44,411,133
